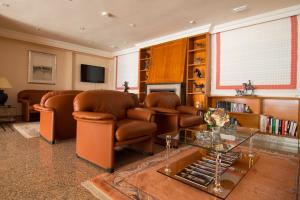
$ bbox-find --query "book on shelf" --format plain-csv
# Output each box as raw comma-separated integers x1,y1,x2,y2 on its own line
216,101,247,113
259,115,298,137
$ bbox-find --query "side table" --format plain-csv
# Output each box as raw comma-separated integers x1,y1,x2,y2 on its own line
0,105,17,131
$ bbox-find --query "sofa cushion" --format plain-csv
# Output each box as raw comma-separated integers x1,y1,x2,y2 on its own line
179,114,202,128
116,119,156,142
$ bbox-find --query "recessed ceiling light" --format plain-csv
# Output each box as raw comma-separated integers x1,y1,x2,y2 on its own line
101,11,113,17
232,5,248,13
80,27,86,31
129,23,136,27
189,20,196,24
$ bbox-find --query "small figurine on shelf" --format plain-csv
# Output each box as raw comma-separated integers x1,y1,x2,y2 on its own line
193,57,201,65
123,81,130,93
194,68,202,78
244,106,252,113
235,80,255,96
194,83,205,93
195,42,205,49
144,60,150,70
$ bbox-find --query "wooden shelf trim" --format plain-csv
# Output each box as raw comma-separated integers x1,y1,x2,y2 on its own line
188,63,206,67
188,48,206,52
140,58,151,61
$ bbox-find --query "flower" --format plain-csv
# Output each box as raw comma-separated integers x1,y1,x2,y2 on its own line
204,108,230,127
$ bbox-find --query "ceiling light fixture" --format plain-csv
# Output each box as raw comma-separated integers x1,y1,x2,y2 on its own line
80,27,86,31
189,20,196,24
101,11,113,17
232,5,248,13
129,23,136,27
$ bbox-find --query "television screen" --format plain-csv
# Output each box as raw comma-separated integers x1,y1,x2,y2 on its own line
81,64,105,83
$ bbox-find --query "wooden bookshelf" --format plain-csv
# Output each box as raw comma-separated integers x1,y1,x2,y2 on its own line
186,33,211,109
208,96,300,138
138,47,151,102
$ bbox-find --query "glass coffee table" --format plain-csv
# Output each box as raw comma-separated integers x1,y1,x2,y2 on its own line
158,126,258,199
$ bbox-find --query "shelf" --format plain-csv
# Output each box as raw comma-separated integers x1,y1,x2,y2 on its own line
139,92,145,94
140,58,151,61
188,48,206,52
228,112,259,116
140,69,148,72
140,81,147,83
187,92,205,95
188,78,205,81
188,63,205,67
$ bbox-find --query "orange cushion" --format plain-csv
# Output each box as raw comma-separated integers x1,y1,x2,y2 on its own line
116,119,156,141
179,114,202,128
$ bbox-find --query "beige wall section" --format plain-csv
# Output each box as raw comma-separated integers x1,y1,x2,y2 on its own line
0,36,113,115
72,53,114,90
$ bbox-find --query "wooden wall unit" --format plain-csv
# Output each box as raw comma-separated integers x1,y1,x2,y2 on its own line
147,39,187,83
186,33,211,109
138,47,151,102
208,96,300,138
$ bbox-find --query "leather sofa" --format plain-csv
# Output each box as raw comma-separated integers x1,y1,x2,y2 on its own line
34,90,82,144
72,90,157,172
18,90,50,121
144,92,202,135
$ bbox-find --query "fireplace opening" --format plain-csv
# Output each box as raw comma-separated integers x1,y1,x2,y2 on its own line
146,83,184,102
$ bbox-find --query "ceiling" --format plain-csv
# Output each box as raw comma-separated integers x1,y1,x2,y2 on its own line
0,0,299,51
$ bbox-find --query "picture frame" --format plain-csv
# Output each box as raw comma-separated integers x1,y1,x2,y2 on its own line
28,51,57,84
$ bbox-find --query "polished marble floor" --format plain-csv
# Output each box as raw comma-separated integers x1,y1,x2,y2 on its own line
0,126,154,200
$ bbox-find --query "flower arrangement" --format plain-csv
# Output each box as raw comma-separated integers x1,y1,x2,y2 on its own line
204,108,230,128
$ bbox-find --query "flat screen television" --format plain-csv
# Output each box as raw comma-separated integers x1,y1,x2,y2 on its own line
81,64,105,83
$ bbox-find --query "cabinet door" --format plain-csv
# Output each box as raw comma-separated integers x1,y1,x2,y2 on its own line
148,39,187,83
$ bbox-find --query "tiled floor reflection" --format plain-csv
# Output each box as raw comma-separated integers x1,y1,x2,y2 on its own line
0,129,156,200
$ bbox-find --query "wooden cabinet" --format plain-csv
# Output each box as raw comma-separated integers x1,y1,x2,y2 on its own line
186,33,211,109
147,39,187,83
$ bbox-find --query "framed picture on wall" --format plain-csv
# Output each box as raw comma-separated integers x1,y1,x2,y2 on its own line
28,51,57,84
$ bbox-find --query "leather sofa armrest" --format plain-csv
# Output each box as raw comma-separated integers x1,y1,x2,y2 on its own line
127,108,155,122
150,107,179,115
18,99,29,105
176,105,198,115
73,111,116,121
33,104,54,112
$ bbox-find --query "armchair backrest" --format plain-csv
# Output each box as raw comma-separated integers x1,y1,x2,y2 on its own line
17,90,50,105
144,92,181,109
73,90,138,120
40,90,82,107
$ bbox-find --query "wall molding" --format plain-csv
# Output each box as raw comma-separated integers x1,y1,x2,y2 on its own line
0,27,113,58
212,4,300,33
134,24,211,49
112,47,139,57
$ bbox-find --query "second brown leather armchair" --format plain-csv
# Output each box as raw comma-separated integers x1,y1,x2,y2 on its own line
73,90,157,172
144,92,202,135
18,90,50,122
34,90,82,144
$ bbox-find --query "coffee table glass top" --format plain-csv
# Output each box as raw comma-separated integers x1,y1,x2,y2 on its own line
180,126,258,153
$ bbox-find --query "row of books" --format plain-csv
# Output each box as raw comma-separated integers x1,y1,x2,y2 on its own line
216,101,247,113
259,115,298,137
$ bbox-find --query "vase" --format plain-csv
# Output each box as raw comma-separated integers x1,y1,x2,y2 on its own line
212,126,221,134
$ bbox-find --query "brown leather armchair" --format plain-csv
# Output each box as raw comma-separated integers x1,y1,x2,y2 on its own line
18,90,50,121
72,90,157,172
144,92,202,135
34,90,82,144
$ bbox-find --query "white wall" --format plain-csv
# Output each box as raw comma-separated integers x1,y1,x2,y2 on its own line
72,53,114,91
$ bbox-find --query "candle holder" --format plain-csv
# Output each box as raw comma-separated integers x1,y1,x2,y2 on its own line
213,152,223,193
164,135,172,174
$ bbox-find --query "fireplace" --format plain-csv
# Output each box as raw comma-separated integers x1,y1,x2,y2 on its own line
146,83,184,101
